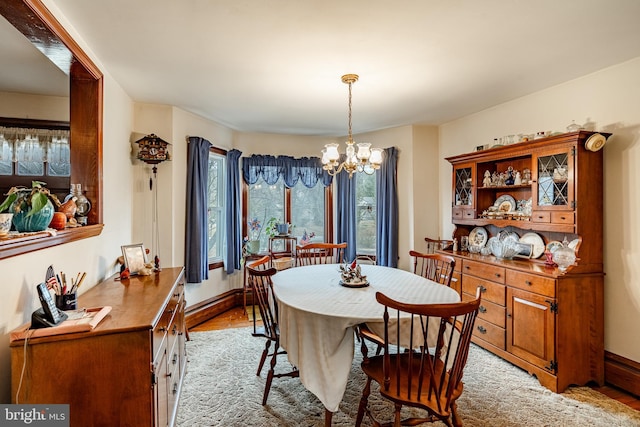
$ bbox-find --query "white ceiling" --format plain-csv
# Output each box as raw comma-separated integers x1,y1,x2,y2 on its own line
4,0,640,136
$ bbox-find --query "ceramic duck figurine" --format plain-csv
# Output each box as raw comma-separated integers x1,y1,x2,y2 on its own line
58,196,77,220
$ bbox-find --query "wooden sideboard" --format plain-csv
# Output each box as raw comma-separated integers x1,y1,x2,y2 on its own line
10,267,187,427
444,131,608,392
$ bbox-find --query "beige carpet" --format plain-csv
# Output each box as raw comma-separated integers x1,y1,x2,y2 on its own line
176,328,640,426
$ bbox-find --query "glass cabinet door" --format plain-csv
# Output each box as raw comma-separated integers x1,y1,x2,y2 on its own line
533,147,574,210
453,164,474,208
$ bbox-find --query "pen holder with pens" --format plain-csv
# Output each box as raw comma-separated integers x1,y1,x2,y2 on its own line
56,292,77,311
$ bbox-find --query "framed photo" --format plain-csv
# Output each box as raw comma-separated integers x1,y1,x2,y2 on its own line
121,243,148,275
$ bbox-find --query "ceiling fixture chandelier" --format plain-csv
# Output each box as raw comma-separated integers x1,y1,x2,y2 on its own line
321,74,383,178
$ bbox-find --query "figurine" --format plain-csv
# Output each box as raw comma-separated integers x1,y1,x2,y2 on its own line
514,171,522,185
522,168,532,184
483,170,492,187
505,166,515,185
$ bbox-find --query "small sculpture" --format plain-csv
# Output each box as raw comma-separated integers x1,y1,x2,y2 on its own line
514,171,522,185
58,196,77,220
339,259,367,284
505,166,515,185
483,170,492,187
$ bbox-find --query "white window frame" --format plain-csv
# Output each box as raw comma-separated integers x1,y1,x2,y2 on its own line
208,150,226,265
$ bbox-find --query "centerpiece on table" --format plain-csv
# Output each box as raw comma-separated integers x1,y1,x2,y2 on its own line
339,259,369,288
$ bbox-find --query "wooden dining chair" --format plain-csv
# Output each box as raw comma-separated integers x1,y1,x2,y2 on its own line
358,251,456,360
246,266,299,405
424,237,454,254
410,250,456,287
244,255,270,332
356,289,481,427
295,242,347,266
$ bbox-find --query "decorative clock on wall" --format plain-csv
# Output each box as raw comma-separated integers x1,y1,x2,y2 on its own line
134,133,172,271
135,133,171,164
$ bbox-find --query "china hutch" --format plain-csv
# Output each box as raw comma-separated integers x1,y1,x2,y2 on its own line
444,131,609,392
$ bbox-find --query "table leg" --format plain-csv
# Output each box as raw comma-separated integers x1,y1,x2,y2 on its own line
324,409,333,426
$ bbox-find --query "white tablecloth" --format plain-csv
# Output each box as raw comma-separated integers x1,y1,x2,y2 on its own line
271,264,460,412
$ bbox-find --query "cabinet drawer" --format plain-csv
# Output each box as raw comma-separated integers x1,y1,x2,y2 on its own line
463,292,505,327
463,209,476,219
452,209,464,220
531,211,550,223
472,318,505,350
506,270,556,297
462,259,505,283
551,211,574,224
461,276,505,306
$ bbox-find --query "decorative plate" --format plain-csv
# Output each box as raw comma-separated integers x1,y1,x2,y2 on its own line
546,240,563,253
585,133,606,152
469,227,488,247
494,195,516,213
519,232,545,259
339,280,369,288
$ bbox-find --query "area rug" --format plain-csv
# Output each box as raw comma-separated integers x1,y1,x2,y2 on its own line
176,328,640,426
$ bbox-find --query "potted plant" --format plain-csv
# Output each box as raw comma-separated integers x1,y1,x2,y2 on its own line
0,181,61,232
245,217,263,254
265,217,294,237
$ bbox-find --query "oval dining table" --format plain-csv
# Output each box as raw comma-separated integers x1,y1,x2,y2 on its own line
271,263,460,426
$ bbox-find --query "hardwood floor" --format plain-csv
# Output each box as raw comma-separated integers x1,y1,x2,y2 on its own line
189,306,640,412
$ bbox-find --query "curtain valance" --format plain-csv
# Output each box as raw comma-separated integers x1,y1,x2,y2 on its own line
242,154,333,188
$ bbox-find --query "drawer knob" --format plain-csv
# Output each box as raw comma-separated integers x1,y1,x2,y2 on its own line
479,285,487,293
158,327,167,333
478,306,487,313
477,325,487,334
525,280,532,286
495,273,501,278
174,292,181,298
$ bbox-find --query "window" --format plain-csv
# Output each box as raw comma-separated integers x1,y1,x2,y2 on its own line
245,178,329,252
208,150,226,265
355,172,376,255
0,122,71,197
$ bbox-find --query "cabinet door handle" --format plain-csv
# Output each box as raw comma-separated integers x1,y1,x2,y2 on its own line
476,325,487,334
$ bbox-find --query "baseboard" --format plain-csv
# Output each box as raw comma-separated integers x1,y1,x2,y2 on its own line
185,289,245,329
605,350,640,397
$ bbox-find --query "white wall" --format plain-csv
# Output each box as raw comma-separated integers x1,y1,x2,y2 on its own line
439,57,640,363
0,91,69,121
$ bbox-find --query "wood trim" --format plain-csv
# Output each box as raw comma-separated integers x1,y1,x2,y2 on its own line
185,289,243,329
605,351,640,397
0,0,104,259
0,224,103,261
